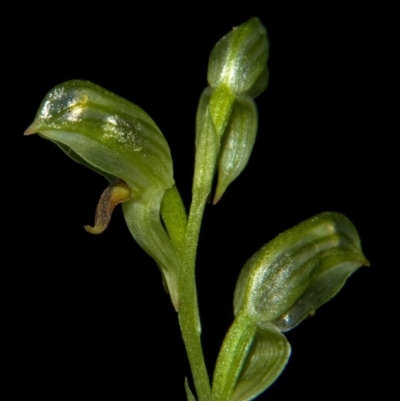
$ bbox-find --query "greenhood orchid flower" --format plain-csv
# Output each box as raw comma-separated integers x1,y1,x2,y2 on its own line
25,80,182,310
212,212,369,401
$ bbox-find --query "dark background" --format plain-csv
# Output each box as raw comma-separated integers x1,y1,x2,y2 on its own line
10,3,390,400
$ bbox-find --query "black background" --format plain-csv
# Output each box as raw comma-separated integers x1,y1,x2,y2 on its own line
10,3,390,400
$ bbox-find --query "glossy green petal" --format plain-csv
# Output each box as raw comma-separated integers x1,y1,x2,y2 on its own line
234,212,369,329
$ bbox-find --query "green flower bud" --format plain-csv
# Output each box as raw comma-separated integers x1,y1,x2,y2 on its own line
233,212,369,331
25,80,181,310
208,17,269,97
194,18,269,203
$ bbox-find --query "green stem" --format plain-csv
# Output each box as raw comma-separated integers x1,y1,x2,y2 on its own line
179,188,211,401
160,184,212,400
138,177,214,400
211,312,257,401
177,105,221,401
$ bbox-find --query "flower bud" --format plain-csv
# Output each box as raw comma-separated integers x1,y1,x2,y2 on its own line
208,17,269,97
195,18,269,203
25,80,181,309
234,212,369,331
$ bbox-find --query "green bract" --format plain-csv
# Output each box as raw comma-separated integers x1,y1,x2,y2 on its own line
25,80,181,310
231,323,290,401
211,312,290,401
214,96,258,203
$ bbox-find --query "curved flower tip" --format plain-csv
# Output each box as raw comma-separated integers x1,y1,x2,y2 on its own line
84,180,132,234
23,125,36,136
24,80,174,197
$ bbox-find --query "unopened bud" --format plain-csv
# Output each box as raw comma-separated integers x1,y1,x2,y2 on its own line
234,212,369,331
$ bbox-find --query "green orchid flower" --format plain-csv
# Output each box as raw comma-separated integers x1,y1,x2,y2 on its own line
212,212,368,401
25,80,183,310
